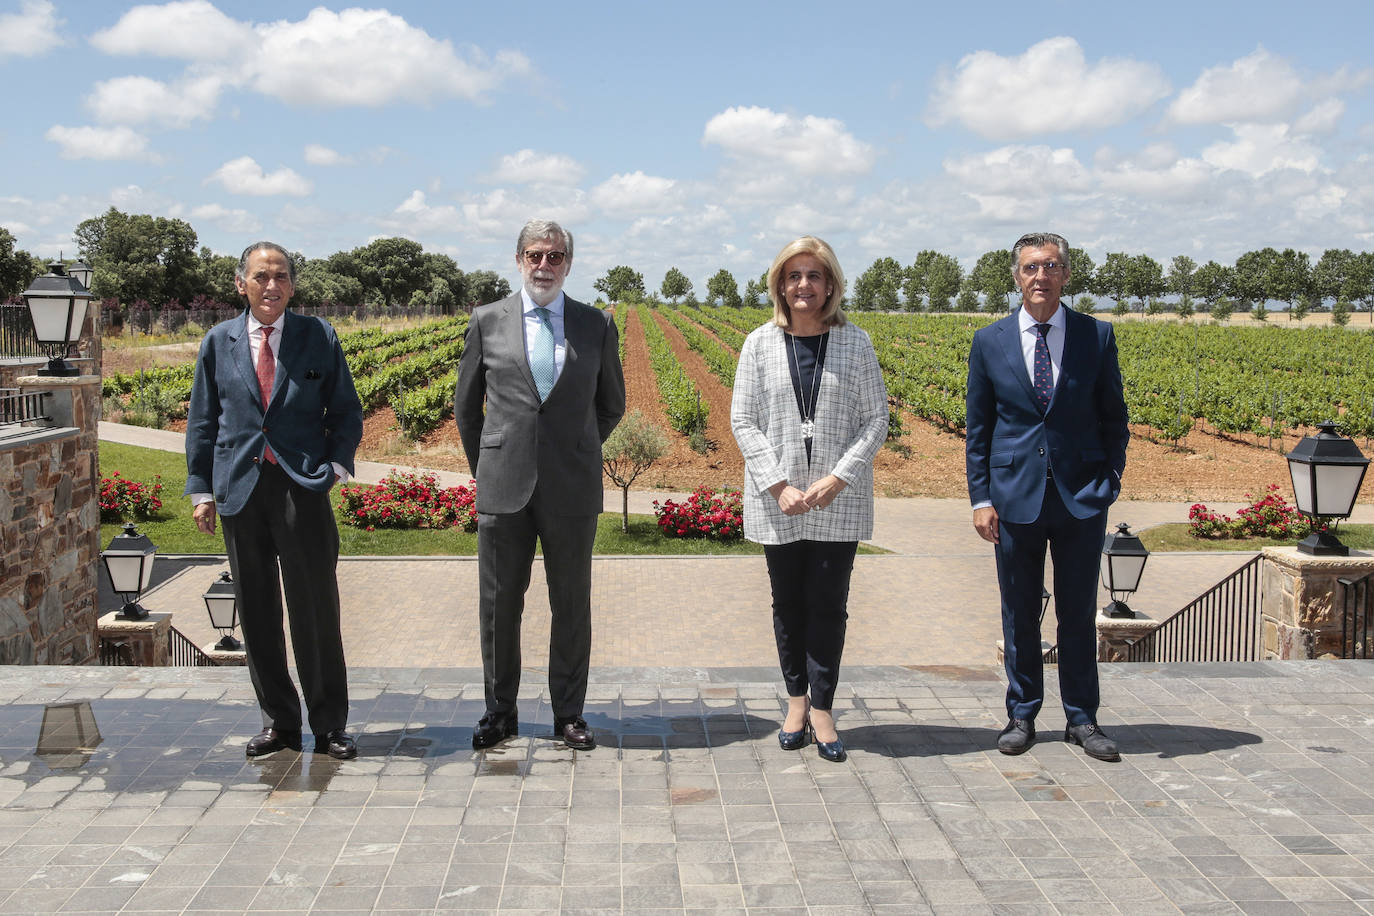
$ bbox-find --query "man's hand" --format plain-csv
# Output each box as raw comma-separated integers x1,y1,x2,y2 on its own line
769,482,810,517
973,506,999,544
803,475,847,510
193,502,217,535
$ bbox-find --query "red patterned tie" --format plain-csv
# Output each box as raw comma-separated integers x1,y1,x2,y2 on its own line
257,326,277,464
1033,323,1053,412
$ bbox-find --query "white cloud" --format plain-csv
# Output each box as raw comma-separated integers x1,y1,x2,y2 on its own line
248,7,530,107
90,0,253,59
304,144,352,166
1167,48,1304,125
927,37,1170,140
1202,124,1321,176
87,74,224,127
189,203,260,233
45,125,158,161
0,0,64,57
489,149,585,185
206,156,312,196
1294,99,1345,135
590,172,682,216
702,106,875,175
942,145,1090,195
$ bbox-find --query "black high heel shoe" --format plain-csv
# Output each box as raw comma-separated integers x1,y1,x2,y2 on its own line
816,734,846,763
778,719,811,750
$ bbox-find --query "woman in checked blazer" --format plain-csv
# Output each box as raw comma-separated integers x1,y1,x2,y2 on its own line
731,236,888,763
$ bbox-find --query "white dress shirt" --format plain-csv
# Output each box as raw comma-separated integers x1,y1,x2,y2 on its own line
521,288,567,382
1018,303,1065,387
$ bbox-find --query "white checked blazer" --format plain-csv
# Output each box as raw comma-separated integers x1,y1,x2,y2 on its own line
731,321,888,545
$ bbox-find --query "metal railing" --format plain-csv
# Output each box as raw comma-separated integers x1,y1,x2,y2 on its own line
0,389,50,427
0,302,41,359
1121,555,1263,662
99,639,133,666
169,626,220,666
1338,571,1373,659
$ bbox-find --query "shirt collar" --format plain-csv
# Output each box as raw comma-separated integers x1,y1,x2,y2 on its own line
520,288,565,317
246,312,285,335
1018,303,1065,332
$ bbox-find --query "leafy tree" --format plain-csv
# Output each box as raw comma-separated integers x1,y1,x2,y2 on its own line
1250,303,1269,321
970,249,1014,311
465,270,511,307
742,271,767,307
1350,252,1374,319
1210,298,1235,322
1075,294,1097,313
74,207,200,306
1112,298,1130,317
1332,298,1352,327
923,253,963,312
682,290,701,310
1314,248,1357,306
706,269,741,308
1266,248,1311,320
1290,293,1312,323
1230,247,1277,310
594,265,645,304
955,284,980,313
197,247,239,304
1193,260,1232,308
423,252,466,309
1175,296,1195,320
294,261,364,308
1167,255,1197,314
354,237,427,307
0,227,40,299
660,267,691,302
1125,254,1165,312
853,257,903,311
1064,248,1094,307
601,410,670,532
902,250,938,311
1093,252,1131,312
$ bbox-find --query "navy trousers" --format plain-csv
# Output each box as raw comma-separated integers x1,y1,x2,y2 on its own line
763,539,858,711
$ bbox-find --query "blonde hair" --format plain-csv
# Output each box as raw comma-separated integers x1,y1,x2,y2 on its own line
767,236,847,329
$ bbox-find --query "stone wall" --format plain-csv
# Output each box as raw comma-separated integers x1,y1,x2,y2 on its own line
0,375,102,665
1261,546,1374,659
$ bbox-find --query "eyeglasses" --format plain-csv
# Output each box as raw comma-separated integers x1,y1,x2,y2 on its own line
1019,261,1064,276
522,249,567,266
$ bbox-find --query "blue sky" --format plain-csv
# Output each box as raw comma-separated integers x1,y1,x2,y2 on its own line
2,0,1372,301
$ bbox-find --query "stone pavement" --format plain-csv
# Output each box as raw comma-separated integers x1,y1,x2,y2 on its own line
2,662,1374,914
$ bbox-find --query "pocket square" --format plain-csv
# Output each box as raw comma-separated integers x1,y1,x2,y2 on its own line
305,369,321,380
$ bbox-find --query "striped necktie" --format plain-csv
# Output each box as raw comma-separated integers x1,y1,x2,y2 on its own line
531,307,555,401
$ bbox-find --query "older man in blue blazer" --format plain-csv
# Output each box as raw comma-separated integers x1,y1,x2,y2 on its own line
185,241,363,760
966,232,1129,761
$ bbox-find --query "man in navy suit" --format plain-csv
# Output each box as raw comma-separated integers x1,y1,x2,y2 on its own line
455,219,625,751
965,232,1129,761
185,241,363,760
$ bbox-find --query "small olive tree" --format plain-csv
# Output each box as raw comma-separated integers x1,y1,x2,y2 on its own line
601,410,669,532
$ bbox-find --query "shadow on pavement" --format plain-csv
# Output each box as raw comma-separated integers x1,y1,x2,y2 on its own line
843,721,1263,759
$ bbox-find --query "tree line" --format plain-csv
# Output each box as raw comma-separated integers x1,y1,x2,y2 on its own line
0,208,511,315
592,247,1374,324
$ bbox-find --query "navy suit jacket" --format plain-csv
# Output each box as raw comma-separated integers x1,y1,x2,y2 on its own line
184,310,363,517
453,294,625,516
965,306,1129,525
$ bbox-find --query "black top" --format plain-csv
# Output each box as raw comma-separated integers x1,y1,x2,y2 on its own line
783,330,828,463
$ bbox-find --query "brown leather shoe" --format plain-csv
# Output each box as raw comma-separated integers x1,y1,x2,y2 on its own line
555,716,595,751
314,729,357,760
246,727,302,758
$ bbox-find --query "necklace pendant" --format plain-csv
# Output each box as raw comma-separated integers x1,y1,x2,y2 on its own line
800,418,815,439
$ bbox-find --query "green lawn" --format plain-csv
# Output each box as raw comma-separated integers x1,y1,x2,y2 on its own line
99,441,778,556
1141,522,1374,552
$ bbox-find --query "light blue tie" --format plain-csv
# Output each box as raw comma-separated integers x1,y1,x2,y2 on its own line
531,306,555,401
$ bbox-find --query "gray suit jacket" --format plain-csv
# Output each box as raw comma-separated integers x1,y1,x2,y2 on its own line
454,294,625,515
184,310,363,517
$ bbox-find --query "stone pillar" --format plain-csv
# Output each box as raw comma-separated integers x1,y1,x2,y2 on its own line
1096,610,1161,662
97,611,171,667
1261,546,1374,659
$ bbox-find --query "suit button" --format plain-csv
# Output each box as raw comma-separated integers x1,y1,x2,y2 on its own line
262,426,268,432
1038,447,1045,456
252,457,259,463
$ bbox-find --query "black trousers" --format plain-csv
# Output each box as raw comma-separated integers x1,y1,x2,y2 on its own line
763,539,858,711
221,462,349,736
476,496,598,719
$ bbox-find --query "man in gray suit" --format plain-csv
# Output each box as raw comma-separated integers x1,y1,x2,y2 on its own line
455,219,625,750
185,241,363,760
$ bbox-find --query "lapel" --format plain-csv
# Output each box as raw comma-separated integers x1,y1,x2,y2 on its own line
559,298,585,396
996,310,1040,410
1056,307,1092,412
502,294,540,398
228,311,265,411
272,312,307,406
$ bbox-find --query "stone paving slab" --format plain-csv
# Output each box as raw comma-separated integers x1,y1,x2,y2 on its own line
0,663,1372,914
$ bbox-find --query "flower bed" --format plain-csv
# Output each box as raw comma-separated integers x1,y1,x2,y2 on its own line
1188,484,1313,540
99,472,164,522
337,471,477,532
653,486,743,541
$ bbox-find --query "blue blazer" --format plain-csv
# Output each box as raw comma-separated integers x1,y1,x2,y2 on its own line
965,306,1129,525
184,310,363,517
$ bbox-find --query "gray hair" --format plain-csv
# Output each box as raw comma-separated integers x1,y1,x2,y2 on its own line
236,241,297,283
516,219,574,259
1010,232,1071,279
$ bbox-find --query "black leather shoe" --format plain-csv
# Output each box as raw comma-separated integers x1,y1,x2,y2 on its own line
1065,722,1120,761
246,728,302,758
778,720,811,751
315,729,357,760
997,718,1035,755
472,713,518,750
555,716,595,751
816,735,846,763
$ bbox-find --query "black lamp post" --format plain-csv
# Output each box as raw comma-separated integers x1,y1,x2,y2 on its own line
1100,522,1149,618
21,262,93,377
1039,587,1051,624
202,571,242,651
101,523,156,620
1286,420,1370,556
67,259,94,291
